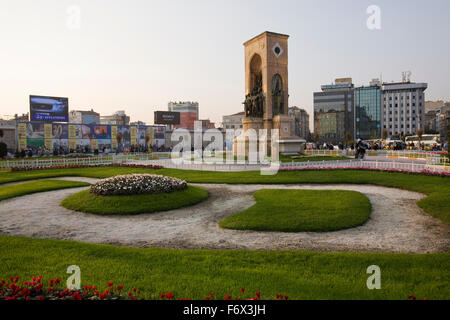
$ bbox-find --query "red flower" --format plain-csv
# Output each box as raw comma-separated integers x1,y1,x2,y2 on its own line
241,288,245,293
256,291,261,298
116,285,123,291
107,281,113,287
166,292,174,299
225,294,231,300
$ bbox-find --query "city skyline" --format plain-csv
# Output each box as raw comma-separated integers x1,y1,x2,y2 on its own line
1,0,449,129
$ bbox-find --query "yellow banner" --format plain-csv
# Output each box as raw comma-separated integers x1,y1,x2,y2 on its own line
130,126,137,145
17,123,27,139
17,123,27,151
68,125,77,139
69,139,77,151
44,139,53,152
146,127,154,142
91,139,98,151
111,126,118,150
44,124,52,139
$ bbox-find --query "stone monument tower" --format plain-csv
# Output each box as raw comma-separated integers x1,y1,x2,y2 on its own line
236,31,304,156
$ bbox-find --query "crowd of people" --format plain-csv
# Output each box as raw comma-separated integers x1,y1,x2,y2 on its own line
311,140,447,152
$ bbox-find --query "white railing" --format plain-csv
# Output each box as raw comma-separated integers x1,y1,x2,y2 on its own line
130,158,450,173
1,152,449,174
0,153,170,169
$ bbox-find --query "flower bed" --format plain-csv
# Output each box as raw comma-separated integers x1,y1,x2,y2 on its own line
9,163,163,172
1,276,288,300
279,166,450,178
90,174,187,196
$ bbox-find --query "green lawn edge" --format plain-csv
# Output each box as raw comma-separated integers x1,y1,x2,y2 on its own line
219,189,371,232
61,185,209,215
0,180,90,202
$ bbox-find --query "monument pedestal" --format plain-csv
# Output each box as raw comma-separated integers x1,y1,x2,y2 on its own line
272,114,305,155
233,117,264,157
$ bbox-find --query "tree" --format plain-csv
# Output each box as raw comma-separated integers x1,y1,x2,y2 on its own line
313,132,319,143
145,134,150,151
417,129,423,150
382,129,388,140
0,142,7,158
345,132,352,147
116,132,122,152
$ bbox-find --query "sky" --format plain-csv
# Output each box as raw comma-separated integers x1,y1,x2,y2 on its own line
1,0,449,129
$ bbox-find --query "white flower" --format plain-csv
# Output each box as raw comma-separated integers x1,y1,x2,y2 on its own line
90,174,187,196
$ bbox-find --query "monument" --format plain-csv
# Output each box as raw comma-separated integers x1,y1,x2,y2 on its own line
235,31,305,157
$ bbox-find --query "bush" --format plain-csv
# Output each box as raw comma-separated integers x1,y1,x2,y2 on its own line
90,174,187,196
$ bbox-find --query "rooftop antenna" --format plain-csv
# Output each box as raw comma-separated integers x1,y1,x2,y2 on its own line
402,71,411,83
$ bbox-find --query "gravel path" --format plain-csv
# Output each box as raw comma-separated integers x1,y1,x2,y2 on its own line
0,178,448,253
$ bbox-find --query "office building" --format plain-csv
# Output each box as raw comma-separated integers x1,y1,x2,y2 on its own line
424,110,438,134
313,78,354,144
69,109,100,124
354,84,382,140
381,81,427,137
222,111,245,130
0,119,16,152
288,107,310,139
168,101,199,130
100,110,130,125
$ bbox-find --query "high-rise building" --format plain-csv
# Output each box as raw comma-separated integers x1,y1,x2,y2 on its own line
313,78,354,144
69,109,100,124
354,84,382,140
168,101,199,130
288,107,310,140
381,81,427,137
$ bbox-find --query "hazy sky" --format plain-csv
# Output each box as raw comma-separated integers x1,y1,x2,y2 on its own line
1,0,449,128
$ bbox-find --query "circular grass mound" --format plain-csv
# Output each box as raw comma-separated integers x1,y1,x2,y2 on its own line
219,189,371,232
90,174,186,196
61,185,208,215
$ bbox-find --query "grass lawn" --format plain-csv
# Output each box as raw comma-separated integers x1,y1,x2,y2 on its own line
0,235,448,300
0,180,90,201
219,189,371,232
61,185,208,215
0,167,449,224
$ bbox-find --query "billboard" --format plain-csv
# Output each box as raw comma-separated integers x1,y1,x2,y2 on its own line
16,122,166,153
30,95,69,122
154,111,180,125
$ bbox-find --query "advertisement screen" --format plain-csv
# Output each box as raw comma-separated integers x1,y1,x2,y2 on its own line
30,95,69,122
154,111,180,125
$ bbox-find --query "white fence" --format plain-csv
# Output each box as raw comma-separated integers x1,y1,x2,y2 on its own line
131,158,450,174
0,153,164,169
1,152,449,174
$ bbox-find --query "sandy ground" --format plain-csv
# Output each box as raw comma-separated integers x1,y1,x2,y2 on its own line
0,178,449,253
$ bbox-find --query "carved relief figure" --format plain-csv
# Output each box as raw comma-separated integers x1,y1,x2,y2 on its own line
243,72,264,118
272,74,283,116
